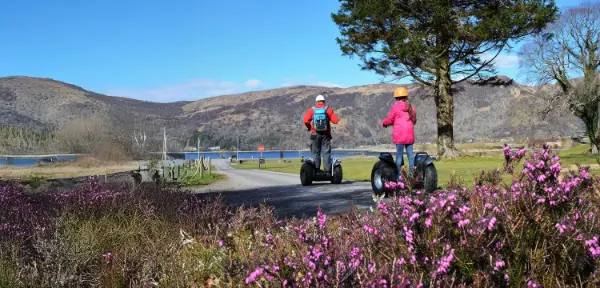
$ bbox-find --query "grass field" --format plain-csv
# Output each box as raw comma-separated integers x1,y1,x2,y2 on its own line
0,159,140,181
232,144,600,188
177,166,226,187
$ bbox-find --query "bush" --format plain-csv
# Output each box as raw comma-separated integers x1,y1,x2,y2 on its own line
1,146,600,287
241,145,600,287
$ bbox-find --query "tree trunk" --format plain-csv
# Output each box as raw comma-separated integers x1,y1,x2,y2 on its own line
583,100,600,154
593,105,600,155
434,56,460,159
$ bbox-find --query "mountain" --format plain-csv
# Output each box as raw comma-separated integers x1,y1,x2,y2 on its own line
0,75,585,151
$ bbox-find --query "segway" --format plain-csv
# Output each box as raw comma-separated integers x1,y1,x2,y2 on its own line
371,151,438,197
300,156,343,186
299,138,343,186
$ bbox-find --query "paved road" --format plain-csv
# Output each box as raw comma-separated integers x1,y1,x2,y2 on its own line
192,159,378,219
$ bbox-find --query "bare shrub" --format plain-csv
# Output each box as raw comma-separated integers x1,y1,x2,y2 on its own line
57,115,140,161
57,115,106,154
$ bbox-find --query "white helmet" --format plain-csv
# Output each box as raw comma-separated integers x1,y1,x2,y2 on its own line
315,95,325,102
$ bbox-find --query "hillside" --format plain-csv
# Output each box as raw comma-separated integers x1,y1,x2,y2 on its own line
0,75,585,151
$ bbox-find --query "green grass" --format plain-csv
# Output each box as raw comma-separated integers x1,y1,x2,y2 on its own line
177,166,226,187
231,144,600,188
557,144,600,168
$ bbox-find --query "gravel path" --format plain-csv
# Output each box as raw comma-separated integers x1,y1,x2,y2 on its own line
192,159,379,219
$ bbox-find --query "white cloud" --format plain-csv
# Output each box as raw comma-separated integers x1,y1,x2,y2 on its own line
104,76,345,103
279,77,345,88
312,81,344,88
105,78,267,102
244,79,263,88
482,52,520,69
105,79,241,102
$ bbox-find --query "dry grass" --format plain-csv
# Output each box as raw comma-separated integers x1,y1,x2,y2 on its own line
0,157,139,180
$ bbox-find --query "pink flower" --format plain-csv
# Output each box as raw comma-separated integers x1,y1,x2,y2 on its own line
377,201,389,215
494,259,505,271
582,169,590,179
439,199,447,208
425,217,432,228
368,262,375,273
409,213,420,222
245,267,264,284
537,174,546,182
458,218,470,228
317,210,326,229
488,217,497,231
555,223,566,234
103,252,112,264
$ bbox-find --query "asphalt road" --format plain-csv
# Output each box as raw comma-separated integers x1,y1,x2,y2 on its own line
192,159,378,219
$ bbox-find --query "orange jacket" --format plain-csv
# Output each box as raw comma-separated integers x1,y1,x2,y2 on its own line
303,102,339,134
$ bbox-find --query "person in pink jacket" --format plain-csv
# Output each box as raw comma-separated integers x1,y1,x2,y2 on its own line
382,87,417,178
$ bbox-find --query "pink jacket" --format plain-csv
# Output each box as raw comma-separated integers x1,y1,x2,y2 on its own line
382,99,417,144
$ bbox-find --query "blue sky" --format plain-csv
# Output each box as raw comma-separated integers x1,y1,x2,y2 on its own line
0,0,579,102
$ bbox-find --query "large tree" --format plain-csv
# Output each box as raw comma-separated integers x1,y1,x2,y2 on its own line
519,2,600,153
331,0,558,158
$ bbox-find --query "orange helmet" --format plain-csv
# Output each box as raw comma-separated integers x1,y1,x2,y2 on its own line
394,87,408,98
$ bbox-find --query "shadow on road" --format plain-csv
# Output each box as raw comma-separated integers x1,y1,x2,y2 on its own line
195,182,376,219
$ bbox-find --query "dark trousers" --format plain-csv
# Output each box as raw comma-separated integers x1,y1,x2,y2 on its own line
310,133,332,172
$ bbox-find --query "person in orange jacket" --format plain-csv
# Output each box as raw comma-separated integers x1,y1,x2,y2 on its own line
303,94,339,175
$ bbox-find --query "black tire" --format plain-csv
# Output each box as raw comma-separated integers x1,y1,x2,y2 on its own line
371,161,396,197
331,165,343,184
300,162,314,186
424,164,438,193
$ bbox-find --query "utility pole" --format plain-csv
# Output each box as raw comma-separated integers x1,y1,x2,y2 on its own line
197,135,200,160
162,126,167,161
237,136,240,159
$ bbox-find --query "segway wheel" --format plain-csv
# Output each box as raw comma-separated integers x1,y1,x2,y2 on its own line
300,162,314,186
371,161,396,197
424,164,438,193
331,165,343,184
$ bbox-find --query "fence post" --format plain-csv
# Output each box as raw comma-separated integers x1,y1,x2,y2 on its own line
200,156,204,178
208,158,212,175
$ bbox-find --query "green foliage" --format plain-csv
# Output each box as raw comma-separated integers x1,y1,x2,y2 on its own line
331,0,559,85
331,0,559,158
0,125,58,155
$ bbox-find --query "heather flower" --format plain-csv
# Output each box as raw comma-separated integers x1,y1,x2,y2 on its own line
425,217,432,228
245,267,264,284
494,259,505,271
377,201,389,215
103,252,112,264
458,218,470,228
581,169,590,179
368,262,375,273
317,209,326,229
409,212,420,222
488,217,497,231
